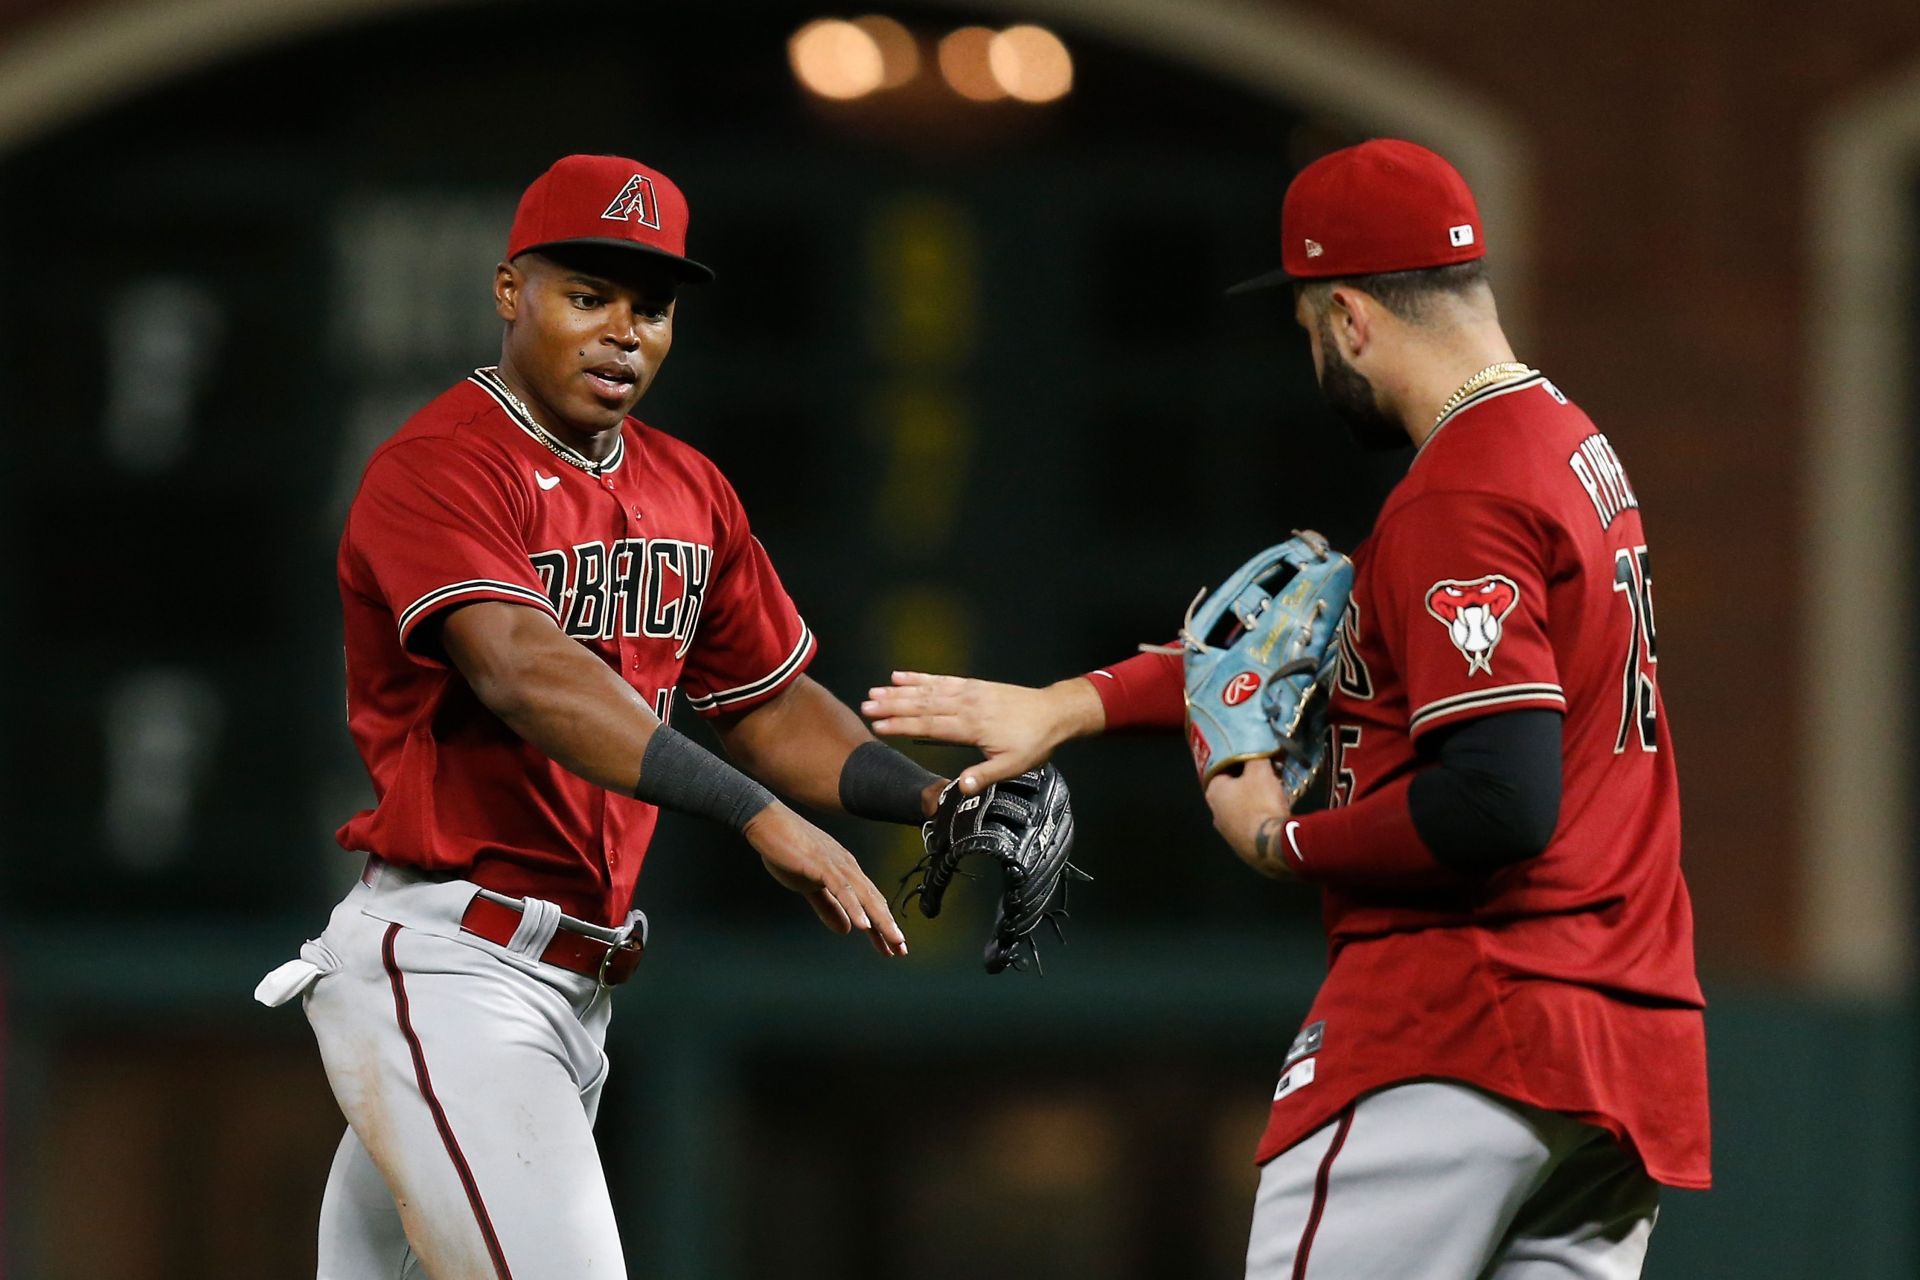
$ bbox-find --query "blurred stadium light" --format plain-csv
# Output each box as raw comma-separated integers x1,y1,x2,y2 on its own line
989,24,1073,103
790,18,888,100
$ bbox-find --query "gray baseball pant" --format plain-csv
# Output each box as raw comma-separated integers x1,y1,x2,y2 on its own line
257,866,639,1279
1246,1080,1660,1279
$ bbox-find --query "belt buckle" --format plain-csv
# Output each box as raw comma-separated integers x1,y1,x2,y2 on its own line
596,936,644,987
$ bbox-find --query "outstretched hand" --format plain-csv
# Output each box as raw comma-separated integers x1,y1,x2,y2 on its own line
742,803,908,956
861,671,1105,796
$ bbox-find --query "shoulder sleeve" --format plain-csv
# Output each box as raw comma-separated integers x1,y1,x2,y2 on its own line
678,469,815,717
344,441,558,661
1372,491,1565,739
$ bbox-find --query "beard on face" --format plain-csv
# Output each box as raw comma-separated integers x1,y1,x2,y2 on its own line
1316,314,1407,451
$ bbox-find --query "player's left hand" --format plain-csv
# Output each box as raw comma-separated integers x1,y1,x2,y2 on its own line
742,802,910,957
1203,761,1296,879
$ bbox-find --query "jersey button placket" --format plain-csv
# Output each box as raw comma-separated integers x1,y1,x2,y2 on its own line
612,474,643,677
598,466,621,885
602,470,641,687
602,457,622,883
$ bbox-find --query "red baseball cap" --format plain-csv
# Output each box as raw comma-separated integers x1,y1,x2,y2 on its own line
507,154,714,284
1228,139,1483,293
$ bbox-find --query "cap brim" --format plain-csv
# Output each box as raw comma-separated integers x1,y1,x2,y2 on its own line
516,237,716,284
1224,265,1294,296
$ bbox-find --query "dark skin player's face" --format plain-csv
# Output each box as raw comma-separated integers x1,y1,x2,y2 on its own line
494,248,679,446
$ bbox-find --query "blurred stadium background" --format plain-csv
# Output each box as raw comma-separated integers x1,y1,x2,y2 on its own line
0,0,1915,1275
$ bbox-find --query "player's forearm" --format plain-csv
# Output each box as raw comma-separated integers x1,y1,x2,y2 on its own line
471,635,794,831
453,619,660,792
1084,648,1184,731
713,676,866,810
1283,717,1560,885
444,604,775,831
1045,675,1111,742
1282,777,1461,887
716,676,944,820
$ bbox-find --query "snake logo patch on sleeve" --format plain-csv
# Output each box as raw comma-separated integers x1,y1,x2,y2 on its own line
1425,576,1520,675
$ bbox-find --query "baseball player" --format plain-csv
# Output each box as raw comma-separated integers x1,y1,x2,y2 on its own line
864,140,1709,1277
256,154,947,1279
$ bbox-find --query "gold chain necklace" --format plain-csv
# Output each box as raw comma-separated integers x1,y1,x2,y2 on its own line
487,371,605,474
1433,361,1535,430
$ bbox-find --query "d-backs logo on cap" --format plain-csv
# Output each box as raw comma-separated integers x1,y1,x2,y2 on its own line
601,174,662,229
1425,575,1519,675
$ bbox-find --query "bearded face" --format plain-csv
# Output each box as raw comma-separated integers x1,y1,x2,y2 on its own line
1315,310,1406,451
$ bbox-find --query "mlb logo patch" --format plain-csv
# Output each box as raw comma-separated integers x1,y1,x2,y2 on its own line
1449,223,1475,247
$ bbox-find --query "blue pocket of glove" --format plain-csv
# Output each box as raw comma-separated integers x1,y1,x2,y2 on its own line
1181,531,1354,796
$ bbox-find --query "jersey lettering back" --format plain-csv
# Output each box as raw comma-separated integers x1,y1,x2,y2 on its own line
336,372,815,925
1258,376,1710,1190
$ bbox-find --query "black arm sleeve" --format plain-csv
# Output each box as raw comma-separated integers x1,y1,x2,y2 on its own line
1406,709,1563,873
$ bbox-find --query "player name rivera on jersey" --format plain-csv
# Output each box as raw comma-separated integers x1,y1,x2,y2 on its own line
1265,373,1710,1191
335,368,816,926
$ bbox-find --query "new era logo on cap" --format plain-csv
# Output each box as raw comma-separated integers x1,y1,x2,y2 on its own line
601,174,662,230
1227,139,1486,292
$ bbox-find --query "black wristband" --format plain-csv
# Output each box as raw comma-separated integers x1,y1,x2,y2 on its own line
838,740,942,825
633,726,776,832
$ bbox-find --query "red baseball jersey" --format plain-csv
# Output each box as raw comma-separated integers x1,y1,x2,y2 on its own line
1257,373,1710,1187
335,368,815,926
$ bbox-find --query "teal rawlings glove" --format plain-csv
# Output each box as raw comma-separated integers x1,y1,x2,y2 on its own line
1179,531,1354,803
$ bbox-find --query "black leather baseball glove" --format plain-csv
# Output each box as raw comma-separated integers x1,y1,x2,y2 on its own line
901,765,1088,973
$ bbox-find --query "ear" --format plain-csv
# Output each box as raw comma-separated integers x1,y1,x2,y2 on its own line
494,262,520,322
1325,285,1375,360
